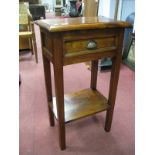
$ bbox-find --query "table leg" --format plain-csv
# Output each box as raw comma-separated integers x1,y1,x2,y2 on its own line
90,60,98,90
53,33,66,150
42,54,55,126
53,64,66,150
105,29,124,132
105,57,120,132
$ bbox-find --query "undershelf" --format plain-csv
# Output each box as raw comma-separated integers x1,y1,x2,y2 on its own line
50,88,109,123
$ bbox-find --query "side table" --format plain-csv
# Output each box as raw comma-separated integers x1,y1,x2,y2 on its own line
37,17,131,150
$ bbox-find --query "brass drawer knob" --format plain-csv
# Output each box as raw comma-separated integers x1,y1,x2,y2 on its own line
87,40,97,50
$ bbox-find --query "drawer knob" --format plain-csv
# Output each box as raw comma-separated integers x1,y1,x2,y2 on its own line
87,40,97,50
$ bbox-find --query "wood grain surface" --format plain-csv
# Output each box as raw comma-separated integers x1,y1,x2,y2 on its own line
36,16,132,32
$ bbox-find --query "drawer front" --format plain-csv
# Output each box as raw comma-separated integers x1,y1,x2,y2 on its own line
63,29,118,57
65,37,116,53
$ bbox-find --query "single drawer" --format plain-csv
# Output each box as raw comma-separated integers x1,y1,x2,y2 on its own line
65,36,116,52
63,29,118,57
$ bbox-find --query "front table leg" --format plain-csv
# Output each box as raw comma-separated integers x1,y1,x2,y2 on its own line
53,33,66,150
105,56,121,132
53,64,66,150
42,54,55,126
105,29,124,132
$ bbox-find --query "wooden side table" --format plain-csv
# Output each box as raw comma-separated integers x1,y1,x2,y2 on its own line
37,17,131,150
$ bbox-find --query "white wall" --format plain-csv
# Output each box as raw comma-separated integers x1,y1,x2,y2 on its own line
98,0,111,17
120,0,135,21
98,0,135,20
41,0,54,11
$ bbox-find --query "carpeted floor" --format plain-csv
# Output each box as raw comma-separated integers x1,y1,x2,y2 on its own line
19,25,135,155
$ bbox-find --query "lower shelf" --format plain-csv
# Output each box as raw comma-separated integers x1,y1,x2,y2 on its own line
50,88,109,123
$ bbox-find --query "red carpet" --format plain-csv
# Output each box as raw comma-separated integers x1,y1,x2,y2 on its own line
19,25,135,155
